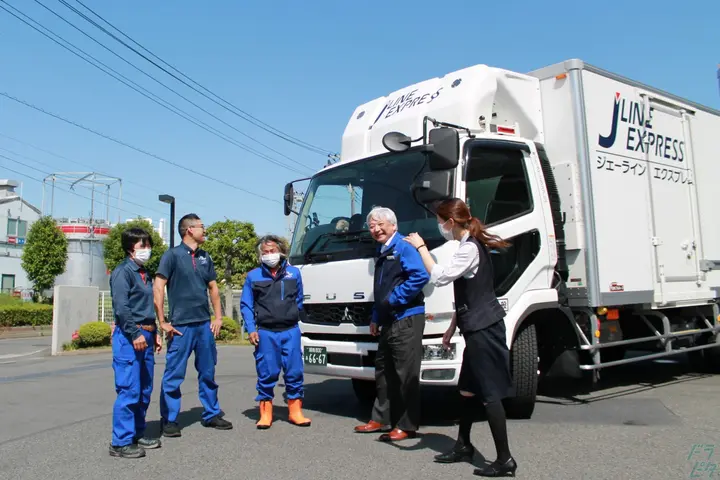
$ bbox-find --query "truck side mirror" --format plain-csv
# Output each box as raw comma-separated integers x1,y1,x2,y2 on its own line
283,182,294,216
427,127,459,170
411,170,453,204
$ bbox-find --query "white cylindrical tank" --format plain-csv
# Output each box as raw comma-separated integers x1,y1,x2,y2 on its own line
53,220,111,290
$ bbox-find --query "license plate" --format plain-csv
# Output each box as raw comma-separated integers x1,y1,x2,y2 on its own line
304,346,327,366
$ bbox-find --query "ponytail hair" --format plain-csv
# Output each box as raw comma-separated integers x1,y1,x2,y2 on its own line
436,198,510,250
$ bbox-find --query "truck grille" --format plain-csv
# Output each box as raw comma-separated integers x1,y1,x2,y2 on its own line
303,302,374,327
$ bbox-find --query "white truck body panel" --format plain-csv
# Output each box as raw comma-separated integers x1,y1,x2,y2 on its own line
530,60,720,308
341,64,544,163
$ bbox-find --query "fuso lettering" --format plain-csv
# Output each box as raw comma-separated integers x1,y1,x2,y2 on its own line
372,87,443,126
598,92,685,162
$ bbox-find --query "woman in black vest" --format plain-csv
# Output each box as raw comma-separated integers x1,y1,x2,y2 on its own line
404,197,516,478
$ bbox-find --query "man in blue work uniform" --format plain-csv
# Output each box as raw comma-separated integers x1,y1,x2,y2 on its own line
354,206,430,442
240,234,311,429
109,227,162,458
153,213,233,437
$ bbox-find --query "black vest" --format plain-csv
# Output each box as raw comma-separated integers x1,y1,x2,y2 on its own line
453,236,506,334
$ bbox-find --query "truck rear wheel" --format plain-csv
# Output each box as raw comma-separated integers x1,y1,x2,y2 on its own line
504,323,539,419
351,379,376,405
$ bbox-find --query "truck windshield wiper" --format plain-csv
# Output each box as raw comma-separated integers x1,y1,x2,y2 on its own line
303,230,374,261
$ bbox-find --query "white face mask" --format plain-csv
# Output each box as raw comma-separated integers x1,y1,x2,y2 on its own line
134,248,152,265
262,253,281,268
438,221,454,241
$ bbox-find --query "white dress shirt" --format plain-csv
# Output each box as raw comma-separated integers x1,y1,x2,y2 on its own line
429,232,480,287
381,232,397,253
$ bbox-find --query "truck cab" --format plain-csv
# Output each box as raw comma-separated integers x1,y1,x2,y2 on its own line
282,64,570,419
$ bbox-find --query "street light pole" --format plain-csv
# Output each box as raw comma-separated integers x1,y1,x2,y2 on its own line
158,194,176,248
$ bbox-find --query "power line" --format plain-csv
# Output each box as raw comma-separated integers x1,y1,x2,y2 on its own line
67,0,334,157
0,151,168,217
0,132,211,211
44,0,317,173
0,91,281,204
0,157,150,219
2,1,313,176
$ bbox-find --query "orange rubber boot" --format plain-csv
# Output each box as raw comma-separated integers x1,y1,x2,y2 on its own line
256,400,273,429
287,398,311,426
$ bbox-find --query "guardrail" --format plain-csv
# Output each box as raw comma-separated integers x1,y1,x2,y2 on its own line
98,289,243,323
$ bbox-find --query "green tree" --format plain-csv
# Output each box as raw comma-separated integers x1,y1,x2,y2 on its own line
103,219,167,276
21,216,69,298
203,219,258,288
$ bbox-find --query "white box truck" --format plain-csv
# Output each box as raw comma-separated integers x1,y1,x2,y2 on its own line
282,58,720,419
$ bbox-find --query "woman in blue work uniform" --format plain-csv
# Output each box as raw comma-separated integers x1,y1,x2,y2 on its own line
109,227,163,458
404,198,517,478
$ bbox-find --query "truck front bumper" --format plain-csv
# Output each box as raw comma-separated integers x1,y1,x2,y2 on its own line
300,334,465,385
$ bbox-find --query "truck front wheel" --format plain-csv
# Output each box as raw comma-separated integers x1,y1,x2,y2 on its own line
504,323,539,419
351,379,376,405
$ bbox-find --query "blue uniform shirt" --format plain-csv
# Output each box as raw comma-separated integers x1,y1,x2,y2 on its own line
371,232,430,325
110,257,155,340
156,241,217,325
240,260,306,334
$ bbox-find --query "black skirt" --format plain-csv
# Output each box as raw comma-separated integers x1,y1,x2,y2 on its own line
457,319,514,403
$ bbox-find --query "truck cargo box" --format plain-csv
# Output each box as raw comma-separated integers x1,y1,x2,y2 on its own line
530,59,720,308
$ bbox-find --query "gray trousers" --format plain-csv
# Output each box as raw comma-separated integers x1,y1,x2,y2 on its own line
371,313,425,432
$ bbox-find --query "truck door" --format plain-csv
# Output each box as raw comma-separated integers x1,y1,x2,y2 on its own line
641,96,702,293
461,138,551,309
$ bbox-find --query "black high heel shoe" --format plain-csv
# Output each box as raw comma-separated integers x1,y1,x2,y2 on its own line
433,444,474,463
473,457,517,477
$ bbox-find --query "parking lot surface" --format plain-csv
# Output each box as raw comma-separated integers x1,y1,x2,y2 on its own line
0,343,716,479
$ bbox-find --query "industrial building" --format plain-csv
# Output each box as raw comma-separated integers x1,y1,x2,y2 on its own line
52,218,112,291
0,179,42,296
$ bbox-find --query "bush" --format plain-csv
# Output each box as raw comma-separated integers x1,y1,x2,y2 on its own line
218,316,240,341
0,303,54,327
78,321,112,347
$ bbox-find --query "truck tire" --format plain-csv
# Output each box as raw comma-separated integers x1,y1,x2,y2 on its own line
351,379,376,405
504,323,538,419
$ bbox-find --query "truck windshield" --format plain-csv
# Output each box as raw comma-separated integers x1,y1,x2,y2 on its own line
289,150,446,265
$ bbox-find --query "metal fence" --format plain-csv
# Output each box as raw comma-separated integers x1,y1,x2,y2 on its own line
98,289,243,324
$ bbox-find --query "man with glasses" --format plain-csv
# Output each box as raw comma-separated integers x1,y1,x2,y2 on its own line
154,213,233,437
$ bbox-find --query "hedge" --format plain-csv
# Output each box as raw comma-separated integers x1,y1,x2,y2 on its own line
78,321,111,347
0,304,54,327
218,316,240,341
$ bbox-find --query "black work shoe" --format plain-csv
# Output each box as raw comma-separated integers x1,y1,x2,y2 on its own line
109,444,145,458
134,437,162,449
473,457,518,477
434,444,474,463
162,422,181,437
202,415,233,430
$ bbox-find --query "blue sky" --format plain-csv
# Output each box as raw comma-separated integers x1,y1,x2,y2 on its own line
1,0,717,239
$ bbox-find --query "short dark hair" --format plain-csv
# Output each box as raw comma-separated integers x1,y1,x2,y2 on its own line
178,213,200,238
122,227,152,255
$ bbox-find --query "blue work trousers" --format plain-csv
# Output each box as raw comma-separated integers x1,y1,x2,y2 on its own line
159,321,221,423
254,325,304,401
112,327,155,447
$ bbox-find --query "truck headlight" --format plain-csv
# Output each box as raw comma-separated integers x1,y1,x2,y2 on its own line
423,343,456,361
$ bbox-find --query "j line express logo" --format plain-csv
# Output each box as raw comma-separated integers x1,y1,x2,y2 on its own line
597,92,686,163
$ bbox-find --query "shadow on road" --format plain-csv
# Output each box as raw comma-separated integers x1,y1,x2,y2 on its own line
387,431,490,469
145,406,205,435
536,351,712,407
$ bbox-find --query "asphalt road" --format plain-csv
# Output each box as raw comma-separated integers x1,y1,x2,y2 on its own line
0,341,716,480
